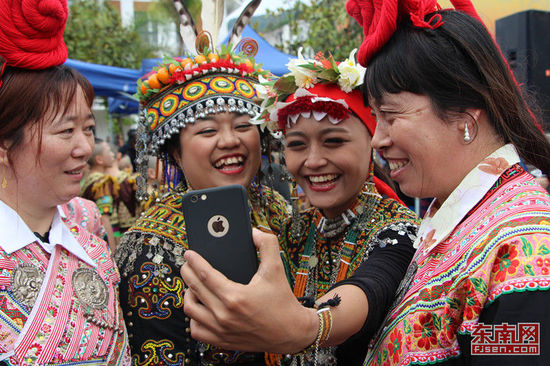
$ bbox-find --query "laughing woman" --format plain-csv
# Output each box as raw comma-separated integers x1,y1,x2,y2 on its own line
181,51,420,366
183,0,550,365
113,45,289,364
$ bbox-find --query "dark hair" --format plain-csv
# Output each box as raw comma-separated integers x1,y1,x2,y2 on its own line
365,10,550,175
0,64,94,166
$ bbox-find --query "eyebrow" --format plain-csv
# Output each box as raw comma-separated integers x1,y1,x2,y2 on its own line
319,127,348,134
286,127,350,138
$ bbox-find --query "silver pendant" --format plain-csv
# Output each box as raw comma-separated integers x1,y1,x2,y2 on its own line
72,268,109,310
308,255,318,268
10,264,45,308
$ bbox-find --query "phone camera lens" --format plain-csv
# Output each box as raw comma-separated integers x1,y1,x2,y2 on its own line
190,195,198,203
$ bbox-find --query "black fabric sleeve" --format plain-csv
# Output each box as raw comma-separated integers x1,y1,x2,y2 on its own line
331,227,417,365
452,290,550,366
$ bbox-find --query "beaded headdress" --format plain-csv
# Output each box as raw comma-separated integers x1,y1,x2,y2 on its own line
135,0,268,200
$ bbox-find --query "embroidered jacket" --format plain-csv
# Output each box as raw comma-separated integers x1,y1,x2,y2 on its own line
114,184,289,365
61,196,107,240
0,201,131,365
365,145,550,365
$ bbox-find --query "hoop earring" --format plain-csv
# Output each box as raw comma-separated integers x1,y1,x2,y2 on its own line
464,123,471,143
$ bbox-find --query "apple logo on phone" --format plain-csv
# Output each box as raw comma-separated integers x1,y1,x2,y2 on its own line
207,215,230,238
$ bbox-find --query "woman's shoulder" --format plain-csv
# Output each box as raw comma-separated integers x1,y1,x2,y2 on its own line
372,197,421,229
120,190,186,244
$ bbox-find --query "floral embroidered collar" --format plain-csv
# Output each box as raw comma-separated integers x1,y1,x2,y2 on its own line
414,144,520,254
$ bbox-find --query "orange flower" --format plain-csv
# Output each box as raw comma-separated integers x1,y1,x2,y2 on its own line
420,229,437,248
168,63,181,75
180,58,193,70
194,54,207,64
479,157,509,175
156,67,170,84
207,53,220,63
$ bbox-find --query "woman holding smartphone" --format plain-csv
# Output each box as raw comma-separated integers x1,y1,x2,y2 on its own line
182,50,421,365
113,40,290,365
182,0,550,365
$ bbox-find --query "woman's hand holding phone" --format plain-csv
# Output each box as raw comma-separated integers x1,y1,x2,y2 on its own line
180,229,318,354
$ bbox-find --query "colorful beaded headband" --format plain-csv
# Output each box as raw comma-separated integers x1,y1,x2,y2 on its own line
138,46,267,155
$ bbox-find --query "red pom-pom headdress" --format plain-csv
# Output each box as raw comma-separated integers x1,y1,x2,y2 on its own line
347,0,482,66
0,0,69,69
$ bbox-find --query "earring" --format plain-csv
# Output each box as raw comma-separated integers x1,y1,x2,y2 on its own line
464,123,471,142
1,164,6,189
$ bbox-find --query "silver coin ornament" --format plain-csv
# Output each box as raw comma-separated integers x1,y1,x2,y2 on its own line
10,264,45,308
71,268,109,310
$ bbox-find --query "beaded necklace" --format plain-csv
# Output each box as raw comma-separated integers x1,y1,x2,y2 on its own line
292,182,381,300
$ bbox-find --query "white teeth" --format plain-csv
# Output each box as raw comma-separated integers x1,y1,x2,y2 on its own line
309,174,338,183
388,161,408,170
214,156,244,168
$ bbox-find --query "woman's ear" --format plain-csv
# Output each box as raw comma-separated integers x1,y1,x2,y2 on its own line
169,146,182,168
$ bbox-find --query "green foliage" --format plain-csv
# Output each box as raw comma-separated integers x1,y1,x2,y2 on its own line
65,0,156,68
267,0,363,60
112,115,137,137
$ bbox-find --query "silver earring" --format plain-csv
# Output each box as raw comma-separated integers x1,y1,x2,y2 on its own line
464,123,471,142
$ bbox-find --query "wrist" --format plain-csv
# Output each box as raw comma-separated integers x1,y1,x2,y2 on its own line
293,307,319,353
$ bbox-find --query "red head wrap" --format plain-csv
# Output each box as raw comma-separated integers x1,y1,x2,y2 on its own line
284,83,376,136
0,0,69,69
346,0,482,66
282,84,401,203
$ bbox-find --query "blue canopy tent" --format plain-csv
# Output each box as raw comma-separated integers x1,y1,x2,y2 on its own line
64,58,141,114
220,25,295,76
65,25,295,115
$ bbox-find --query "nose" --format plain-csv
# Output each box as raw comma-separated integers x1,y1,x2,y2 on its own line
72,131,94,161
371,119,391,151
303,144,327,170
217,127,240,149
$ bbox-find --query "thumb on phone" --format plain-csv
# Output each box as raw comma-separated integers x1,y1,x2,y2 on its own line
251,228,286,282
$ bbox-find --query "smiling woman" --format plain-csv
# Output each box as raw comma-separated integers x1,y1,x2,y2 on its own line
113,42,290,366
179,50,420,366
0,0,130,364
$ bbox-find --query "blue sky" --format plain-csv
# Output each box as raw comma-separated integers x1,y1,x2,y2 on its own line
255,0,291,15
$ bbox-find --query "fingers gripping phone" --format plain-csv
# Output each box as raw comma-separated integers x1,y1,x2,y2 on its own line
182,185,258,284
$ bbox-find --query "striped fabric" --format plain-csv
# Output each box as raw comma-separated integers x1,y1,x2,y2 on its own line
0,218,130,365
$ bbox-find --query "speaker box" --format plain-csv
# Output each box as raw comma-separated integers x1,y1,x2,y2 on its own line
496,10,550,130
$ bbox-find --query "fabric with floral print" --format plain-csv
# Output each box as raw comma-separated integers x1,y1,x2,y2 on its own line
364,145,550,365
